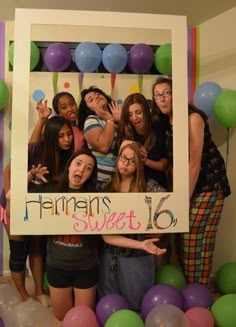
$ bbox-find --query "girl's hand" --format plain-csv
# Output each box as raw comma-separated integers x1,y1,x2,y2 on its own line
36,100,52,120
5,190,11,217
29,164,49,183
109,101,121,122
139,145,148,163
94,106,113,122
141,238,167,256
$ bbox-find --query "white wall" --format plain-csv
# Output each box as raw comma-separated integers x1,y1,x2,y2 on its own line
200,7,236,272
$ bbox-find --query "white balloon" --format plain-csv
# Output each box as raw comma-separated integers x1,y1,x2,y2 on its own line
0,284,21,320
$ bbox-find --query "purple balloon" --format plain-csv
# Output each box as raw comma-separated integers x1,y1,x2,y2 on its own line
141,284,183,320
181,283,213,311
44,42,72,72
96,294,129,326
0,317,4,327
128,43,153,74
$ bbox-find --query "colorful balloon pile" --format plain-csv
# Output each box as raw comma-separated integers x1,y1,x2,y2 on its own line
1,263,236,326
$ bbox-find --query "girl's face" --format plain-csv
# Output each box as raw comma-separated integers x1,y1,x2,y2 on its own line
118,147,136,177
68,154,95,189
153,82,172,117
84,91,108,112
128,103,145,134
57,95,78,123
57,124,73,150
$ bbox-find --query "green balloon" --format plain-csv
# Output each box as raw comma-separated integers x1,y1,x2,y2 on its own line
154,43,172,75
155,264,186,290
211,294,236,327
214,90,236,128
8,41,40,71
105,309,144,327
43,272,49,291
216,262,236,294
0,80,9,109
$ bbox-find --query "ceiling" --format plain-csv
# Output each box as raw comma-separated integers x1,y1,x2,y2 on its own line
1,0,236,26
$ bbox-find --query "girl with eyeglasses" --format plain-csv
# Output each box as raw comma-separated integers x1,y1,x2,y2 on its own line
117,93,168,189
98,143,166,311
152,77,231,287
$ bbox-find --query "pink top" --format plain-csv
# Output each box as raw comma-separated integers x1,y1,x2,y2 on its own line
72,126,86,151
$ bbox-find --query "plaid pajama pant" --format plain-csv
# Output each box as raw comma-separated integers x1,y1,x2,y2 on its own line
178,191,224,286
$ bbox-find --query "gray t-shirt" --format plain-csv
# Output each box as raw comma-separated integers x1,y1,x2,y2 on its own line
46,235,98,271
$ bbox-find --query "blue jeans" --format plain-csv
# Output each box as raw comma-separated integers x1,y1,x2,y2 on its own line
97,249,155,311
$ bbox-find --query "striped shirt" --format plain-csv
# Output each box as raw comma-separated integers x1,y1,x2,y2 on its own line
84,115,117,181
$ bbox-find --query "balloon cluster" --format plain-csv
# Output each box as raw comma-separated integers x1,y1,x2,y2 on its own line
43,41,172,74
1,261,236,327
193,81,236,128
8,40,172,74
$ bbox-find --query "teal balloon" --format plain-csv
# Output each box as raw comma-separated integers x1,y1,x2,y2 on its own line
102,43,128,73
216,262,236,294
194,81,223,117
105,309,144,327
214,90,236,128
211,294,236,327
8,41,40,71
154,43,172,75
155,264,186,290
0,80,9,109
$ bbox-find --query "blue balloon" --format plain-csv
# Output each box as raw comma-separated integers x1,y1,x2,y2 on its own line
194,81,223,117
74,42,102,73
102,43,128,73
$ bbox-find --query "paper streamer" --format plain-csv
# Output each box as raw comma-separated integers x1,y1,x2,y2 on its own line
77,72,84,105
110,73,116,94
188,26,199,104
52,72,58,95
138,74,143,93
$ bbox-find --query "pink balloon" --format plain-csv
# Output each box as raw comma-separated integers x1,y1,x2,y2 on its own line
185,307,214,327
62,305,97,327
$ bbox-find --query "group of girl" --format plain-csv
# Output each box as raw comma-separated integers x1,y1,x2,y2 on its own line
0,77,230,321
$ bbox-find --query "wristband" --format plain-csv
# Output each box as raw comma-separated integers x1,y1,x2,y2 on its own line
106,119,114,124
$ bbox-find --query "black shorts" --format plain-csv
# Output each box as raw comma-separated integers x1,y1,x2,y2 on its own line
46,265,98,289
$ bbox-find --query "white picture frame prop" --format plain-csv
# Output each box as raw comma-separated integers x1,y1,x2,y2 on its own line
11,9,188,235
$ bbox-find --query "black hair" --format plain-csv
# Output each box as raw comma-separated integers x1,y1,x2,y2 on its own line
42,116,74,182
52,92,76,114
77,86,113,130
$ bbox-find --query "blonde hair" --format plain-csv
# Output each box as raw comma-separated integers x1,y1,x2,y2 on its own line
111,143,145,192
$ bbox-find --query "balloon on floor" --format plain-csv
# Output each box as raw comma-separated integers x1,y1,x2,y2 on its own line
216,262,236,294
155,264,186,289
145,303,188,327
181,283,213,311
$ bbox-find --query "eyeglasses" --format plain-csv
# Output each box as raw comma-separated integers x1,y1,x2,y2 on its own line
119,154,136,166
153,90,172,100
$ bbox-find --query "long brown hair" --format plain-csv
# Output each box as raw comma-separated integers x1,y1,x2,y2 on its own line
117,93,156,151
110,143,145,192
